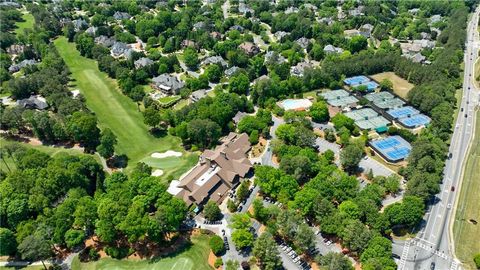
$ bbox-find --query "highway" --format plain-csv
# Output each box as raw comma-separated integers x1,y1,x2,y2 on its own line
398,6,480,270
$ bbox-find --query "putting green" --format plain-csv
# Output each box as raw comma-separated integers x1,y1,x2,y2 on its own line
54,37,197,176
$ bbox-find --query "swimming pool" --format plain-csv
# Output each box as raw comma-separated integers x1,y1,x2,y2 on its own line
278,99,313,111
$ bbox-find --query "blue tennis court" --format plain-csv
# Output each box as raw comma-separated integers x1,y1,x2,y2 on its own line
387,106,419,119
360,81,379,92
399,114,431,128
344,75,369,86
370,135,412,162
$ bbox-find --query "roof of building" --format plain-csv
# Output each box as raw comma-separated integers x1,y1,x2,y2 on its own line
152,74,185,92
202,56,228,67
16,95,48,110
113,11,131,20
95,35,115,47
134,57,154,69
170,133,252,206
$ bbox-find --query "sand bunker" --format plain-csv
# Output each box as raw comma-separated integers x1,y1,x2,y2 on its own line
151,150,182,158
152,169,164,177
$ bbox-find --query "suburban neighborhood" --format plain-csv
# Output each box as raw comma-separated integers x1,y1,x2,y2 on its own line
0,1,479,270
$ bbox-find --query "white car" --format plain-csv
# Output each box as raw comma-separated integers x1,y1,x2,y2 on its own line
326,241,332,246
447,203,452,209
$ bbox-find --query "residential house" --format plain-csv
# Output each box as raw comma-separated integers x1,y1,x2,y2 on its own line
85,26,97,36
113,11,131,20
225,66,240,77
429,15,442,25
193,21,206,31
0,1,21,8
348,6,364,17
16,95,48,110
274,31,289,41
210,31,223,40
190,89,208,102
324,44,343,54
290,61,312,77
167,132,252,207
95,35,115,47
233,112,248,125
202,56,228,67
110,42,133,58
264,51,287,64
318,17,334,25
6,44,25,55
230,25,244,32
72,19,87,32
295,37,311,49
359,23,374,38
285,6,299,14
344,29,362,38
151,74,185,95
238,3,254,15
303,3,318,12
8,59,36,73
239,42,260,56
181,39,197,49
404,53,426,63
134,57,154,69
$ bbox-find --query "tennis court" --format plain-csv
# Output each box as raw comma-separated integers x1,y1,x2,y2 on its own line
321,89,359,107
387,106,419,119
359,81,379,92
345,108,378,121
370,135,412,162
399,114,431,128
344,75,370,86
345,108,390,130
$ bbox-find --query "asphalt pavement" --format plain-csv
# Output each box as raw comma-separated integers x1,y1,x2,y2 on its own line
398,7,480,270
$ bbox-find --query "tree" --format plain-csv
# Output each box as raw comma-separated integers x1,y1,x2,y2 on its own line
331,113,355,132
294,223,315,253
341,220,373,253
310,101,329,123
65,229,85,249
474,253,480,269
209,235,225,255
183,48,199,70
75,33,94,57
340,144,364,173
96,128,117,158
253,232,282,270
204,201,222,221
379,79,393,92
360,236,392,263
349,35,368,54
67,112,100,151
231,229,254,249
187,119,222,148
18,233,52,269
143,107,162,128
226,260,240,270
230,213,252,230
318,252,353,270
0,228,16,256
249,130,259,145
229,73,250,95
205,64,222,83
236,181,250,203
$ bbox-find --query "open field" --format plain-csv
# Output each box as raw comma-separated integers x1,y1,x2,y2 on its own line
71,235,213,270
453,110,480,269
54,37,196,175
14,12,34,36
0,265,48,270
371,72,414,99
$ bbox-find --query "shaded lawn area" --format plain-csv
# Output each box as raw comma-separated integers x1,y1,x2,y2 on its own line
14,12,34,36
453,111,480,269
71,235,213,270
0,138,102,167
371,72,414,99
54,37,196,175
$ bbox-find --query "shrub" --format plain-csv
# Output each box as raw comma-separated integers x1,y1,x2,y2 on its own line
214,257,223,268
474,253,480,269
209,235,225,255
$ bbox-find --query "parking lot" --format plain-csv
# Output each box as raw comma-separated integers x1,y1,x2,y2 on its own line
277,240,312,270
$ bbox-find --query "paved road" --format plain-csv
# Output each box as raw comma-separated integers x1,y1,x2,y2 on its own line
261,115,283,167
399,7,480,270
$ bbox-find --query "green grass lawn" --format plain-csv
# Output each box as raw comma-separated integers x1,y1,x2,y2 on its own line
453,111,480,269
14,12,34,36
158,95,181,104
1,138,102,167
71,235,213,270
54,37,196,176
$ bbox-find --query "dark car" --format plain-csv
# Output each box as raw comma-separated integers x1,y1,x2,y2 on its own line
430,262,436,270
392,254,401,259
451,186,455,192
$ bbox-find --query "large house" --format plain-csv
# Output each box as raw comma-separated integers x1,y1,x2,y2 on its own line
167,133,252,207
239,42,260,56
151,74,185,95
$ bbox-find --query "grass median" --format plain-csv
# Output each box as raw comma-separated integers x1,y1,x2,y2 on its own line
453,110,480,269
54,37,196,177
